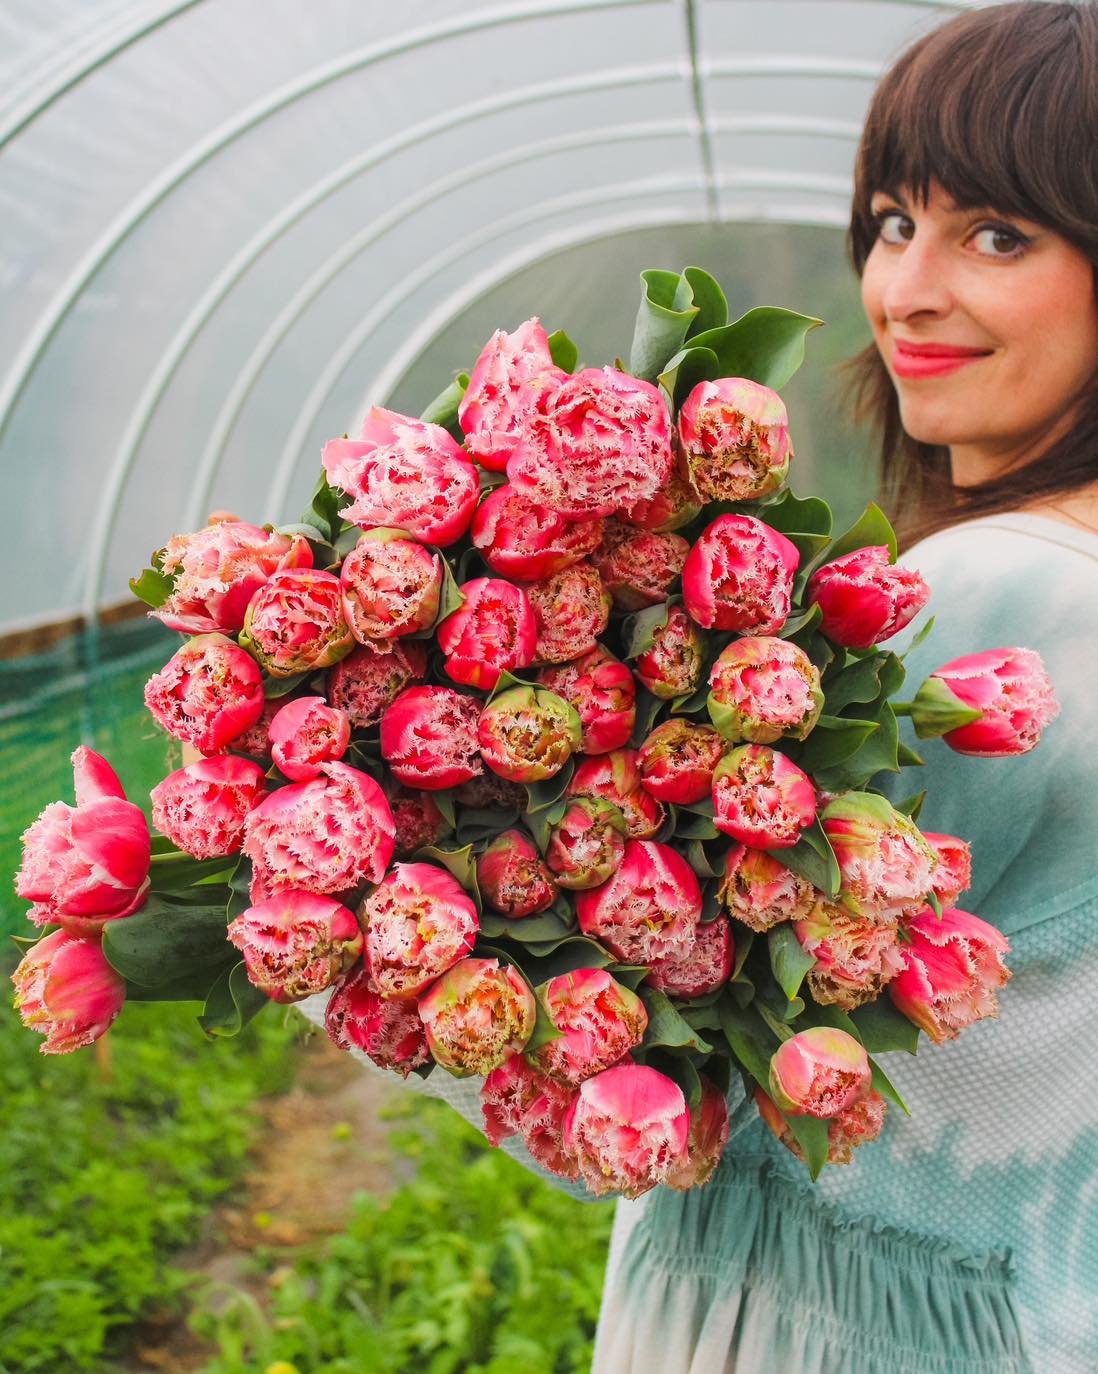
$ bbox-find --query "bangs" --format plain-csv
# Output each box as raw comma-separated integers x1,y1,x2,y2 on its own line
849,2,1098,271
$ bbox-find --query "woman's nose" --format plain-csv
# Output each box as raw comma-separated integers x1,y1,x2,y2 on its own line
881,234,953,323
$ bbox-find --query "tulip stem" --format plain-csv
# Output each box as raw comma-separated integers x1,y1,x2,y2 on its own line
891,701,915,716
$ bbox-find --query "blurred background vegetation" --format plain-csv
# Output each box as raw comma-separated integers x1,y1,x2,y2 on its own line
1,229,875,1373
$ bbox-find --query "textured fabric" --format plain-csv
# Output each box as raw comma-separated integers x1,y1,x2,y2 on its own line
593,513,1098,1373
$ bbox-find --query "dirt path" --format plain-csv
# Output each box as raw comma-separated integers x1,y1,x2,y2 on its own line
120,1028,404,1372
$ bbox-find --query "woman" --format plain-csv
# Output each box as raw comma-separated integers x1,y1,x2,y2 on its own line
592,5,1098,1372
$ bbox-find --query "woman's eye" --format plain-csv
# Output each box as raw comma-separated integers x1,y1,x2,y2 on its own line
875,210,914,245
969,225,1027,258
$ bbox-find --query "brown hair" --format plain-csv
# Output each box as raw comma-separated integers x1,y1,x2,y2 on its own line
848,1,1098,546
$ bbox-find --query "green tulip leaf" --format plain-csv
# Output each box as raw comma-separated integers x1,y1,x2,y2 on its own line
682,266,729,337
640,986,714,1053
686,306,823,390
547,329,579,374
629,269,702,382
770,819,841,897
198,960,271,1038
419,371,471,440
128,565,175,609
657,344,721,412
768,924,816,1002
102,896,236,988
824,502,899,564
848,998,921,1055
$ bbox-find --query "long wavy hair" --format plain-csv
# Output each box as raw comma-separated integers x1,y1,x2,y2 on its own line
848,1,1098,546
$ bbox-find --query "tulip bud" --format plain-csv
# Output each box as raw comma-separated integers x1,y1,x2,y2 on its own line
528,967,647,1085
360,861,479,999
768,1026,871,1119
633,605,706,700
150,755,267,859
576,838,701,963
678,377,792,503
912,648,1059,756
794,901,905,1010
707,636,823,745
477,685,581,783
806,545,929,649
327,639,428,730
681,514,799,634
228,890,363,1003
712,745,816,850
618,450,702,532
638,719,724,804
241,569,354,676
591,518,690,612
537,645,636,755
922,832,972,907
418,957,536,1076
665,1077,731,1189
339,529,443,642
890,906,1010,1043
563,1064,689,1198
325,967,429,1076
567,749,664,839
385,783,449,859
524,561,612,664
144,633,265,754
646,914,734,998
755,1086,886,1166
437,577,537,690
268,696,351,781
481,1053,580,1179
380,685,483,790
12,929,127,1054
820,792,937,922
471,483,603,581
545,797,628,890
477,829,559,918
459,318,568,471
323,406,479,546
717,845,817,932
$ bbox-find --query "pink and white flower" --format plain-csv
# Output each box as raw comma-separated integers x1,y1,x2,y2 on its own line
268,696,351,781
436,577,537,690
755,1085,886,1165
682,514,799,634
576,838,701,964
618,451,701,532
380,685,483,790
890,906,1011,1043
567,749,664,839
477,685,581,783
481,1053,579,1180
768,1026,871,1118
242,761,395,903
385,783,450,859
476,829,559,918
16,747,151,936
529,967,647,1086
545,796,628,890
459,318,568,471
324,966,429,1076
718,845,817,932
241,569,353,676
638,718,724,804
470,483,604,582
537,645,636,755
339,529,443,642
418,957,536,1076
645,914,734,998
665,1077,731,1189
591,519,690,612
144,633,264,753
322,407,479,546
712,745,816,850
563,1063,689,1198
807,545,929,649
707,636,823,744
11,929,127,1054
327,640,428,730
821,792,937,922
915,647,1059,757
228,889,363,1003
360,861,479,999
633,605,706,700
794,902,905,1010
677,377,792,503
150,755,267,859
524,561,612,665
923,832,973,908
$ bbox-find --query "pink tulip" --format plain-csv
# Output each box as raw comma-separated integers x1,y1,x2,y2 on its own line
437,577,537,690
718,845,817,932
665,1077,731,1189
529,967,648,1086
360,861,479,999
507,366,674,519
678,377,792,503
755,1085,886,1166
242,761,395,903
339,529,443,642
682,514,799,634
794,902,905,1011
537,645,635,755
379,685,483,790
524,560,612,664
459,318,568,471
268,696,351,782
707,636,823,744
821,792,937,922
645,914,734,998
481,1053,580,1180
712,745,816,850
807,545,929,649
916,647,1059,757
150,755,267,859
476,828,559,918
576,838,701,964
769,1027,871,1118
241,568,353,677
638,718,725,804
563,1063,690,1198
144,633,265,753
152,521,312,635
545,797,628,890
591,518,690,612
567,749,664,839
890,906,1011,1044
322,406,479,547
216,698,279,761
11,929,127,1054
471,483,604,582
618,450,702,532
227,889,363,1003
385,783,450,859
633,604,707,701
478,684,582,784
327,639,428,730
325,966,429,1076
418,957,536,1076
923,832,973,907
16,747,150,936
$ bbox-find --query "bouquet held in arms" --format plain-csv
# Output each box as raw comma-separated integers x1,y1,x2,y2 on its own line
11,268,1059,1194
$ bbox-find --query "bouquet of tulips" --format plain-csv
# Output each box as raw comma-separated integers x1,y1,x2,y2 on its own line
11,267,1059,1196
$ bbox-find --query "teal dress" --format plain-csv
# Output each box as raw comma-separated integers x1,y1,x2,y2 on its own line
592,514,1098,1374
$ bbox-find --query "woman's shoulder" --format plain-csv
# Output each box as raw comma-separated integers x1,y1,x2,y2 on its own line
902,512,1098,581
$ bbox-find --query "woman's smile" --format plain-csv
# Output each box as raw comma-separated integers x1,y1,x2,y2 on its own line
890,339,995,379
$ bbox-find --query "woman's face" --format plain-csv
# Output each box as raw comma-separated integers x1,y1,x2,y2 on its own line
860,181,1098,480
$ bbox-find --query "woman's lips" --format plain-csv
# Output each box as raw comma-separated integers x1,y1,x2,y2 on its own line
891,339,994,379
